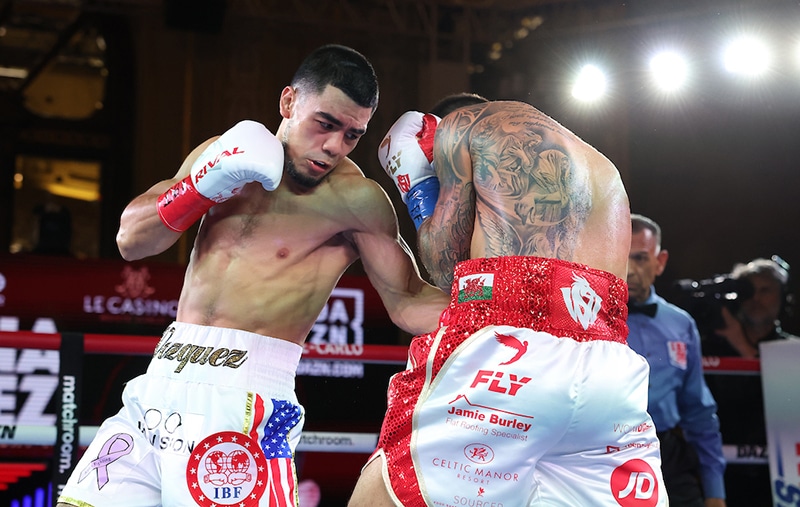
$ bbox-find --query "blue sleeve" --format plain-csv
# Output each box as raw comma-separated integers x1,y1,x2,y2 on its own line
677,317,727,499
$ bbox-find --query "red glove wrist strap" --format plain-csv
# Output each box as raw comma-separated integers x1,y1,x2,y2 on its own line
156,176,215,232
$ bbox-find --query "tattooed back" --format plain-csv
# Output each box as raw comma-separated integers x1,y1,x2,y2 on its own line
421,100,630,288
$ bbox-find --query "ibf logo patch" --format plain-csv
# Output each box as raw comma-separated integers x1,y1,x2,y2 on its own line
457,273,494,303
667,341,688,370
186,431,267,506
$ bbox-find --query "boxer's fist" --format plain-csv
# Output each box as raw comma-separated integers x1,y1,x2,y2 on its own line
157,120,283,232
378,111,440,204
192,120,283,200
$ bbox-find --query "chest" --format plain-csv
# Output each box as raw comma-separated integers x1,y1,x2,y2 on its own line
197,183,354,259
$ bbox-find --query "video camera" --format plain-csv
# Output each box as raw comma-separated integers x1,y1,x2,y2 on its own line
673,275,755,334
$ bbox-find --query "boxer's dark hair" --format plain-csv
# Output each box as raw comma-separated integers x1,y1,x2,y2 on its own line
292,44,379,112
430,92,489,118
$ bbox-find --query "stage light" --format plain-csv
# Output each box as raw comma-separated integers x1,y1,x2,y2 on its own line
571,64,607,102
723,35,771,77
795,38,800,70
649,51,688,92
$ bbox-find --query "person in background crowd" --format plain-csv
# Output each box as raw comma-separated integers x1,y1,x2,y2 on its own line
349,95,667,506
57,44,449,507
704,257,798,358
627,213,726,507
702,256,798,507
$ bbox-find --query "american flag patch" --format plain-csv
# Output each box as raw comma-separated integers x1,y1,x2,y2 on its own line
261,399,303,506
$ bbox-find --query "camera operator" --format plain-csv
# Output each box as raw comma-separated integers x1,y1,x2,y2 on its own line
702,257,798,358
627,214,726,507
700,257,798,507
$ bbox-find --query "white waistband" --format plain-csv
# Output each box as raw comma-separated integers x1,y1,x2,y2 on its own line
145,321,302,400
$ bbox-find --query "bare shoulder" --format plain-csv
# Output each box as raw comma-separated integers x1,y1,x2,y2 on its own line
331,156,365,177
329,157,383,199
437,100,600,163
328,157,397,230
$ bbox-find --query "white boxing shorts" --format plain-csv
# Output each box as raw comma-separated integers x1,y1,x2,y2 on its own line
370,256,667,507
58,322,305,507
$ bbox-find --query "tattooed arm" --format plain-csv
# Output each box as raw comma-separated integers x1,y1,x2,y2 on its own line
417,106,480,292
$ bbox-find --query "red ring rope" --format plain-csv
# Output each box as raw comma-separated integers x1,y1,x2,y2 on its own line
0,330,757,372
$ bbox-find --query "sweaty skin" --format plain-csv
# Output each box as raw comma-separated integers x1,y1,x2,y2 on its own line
115,85,448,344
419,100,631,291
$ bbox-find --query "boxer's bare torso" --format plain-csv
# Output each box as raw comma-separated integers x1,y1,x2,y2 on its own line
176,164,376,343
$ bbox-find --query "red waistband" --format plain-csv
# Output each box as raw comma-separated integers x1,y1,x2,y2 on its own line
439,256,628,343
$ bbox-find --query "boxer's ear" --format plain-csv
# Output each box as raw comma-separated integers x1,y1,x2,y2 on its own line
279,86,296,119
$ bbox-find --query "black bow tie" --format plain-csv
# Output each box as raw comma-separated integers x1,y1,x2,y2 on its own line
628,303,658,318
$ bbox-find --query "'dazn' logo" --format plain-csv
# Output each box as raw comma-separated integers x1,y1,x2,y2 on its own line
115,266,156,299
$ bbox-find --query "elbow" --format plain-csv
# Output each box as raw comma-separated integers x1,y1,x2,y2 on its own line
116,229,141,261
118,249,140,262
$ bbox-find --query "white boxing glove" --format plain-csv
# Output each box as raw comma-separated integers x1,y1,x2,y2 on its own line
377,111,440,229
157,120,283,232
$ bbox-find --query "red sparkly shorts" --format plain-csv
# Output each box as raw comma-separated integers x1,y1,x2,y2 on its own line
371,257,650,507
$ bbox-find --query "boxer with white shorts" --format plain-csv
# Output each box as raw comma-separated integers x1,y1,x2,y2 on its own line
57,45,449,507
350,97,667,506
59,322,304,507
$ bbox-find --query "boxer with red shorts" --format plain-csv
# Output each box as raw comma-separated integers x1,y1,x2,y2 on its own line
367,257,664,506
349,97,667,506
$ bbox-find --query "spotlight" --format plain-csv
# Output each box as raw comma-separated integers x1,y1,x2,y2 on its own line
571,64,608,102
723,35,771,77
649,51,688,92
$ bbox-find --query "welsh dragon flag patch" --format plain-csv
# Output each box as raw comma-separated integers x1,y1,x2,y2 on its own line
457,273,494,303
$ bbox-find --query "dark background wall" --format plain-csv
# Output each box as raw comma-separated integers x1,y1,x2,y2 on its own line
1,0,798,332
467,0,800,333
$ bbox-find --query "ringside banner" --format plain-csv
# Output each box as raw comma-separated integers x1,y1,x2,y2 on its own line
0,254,391,335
